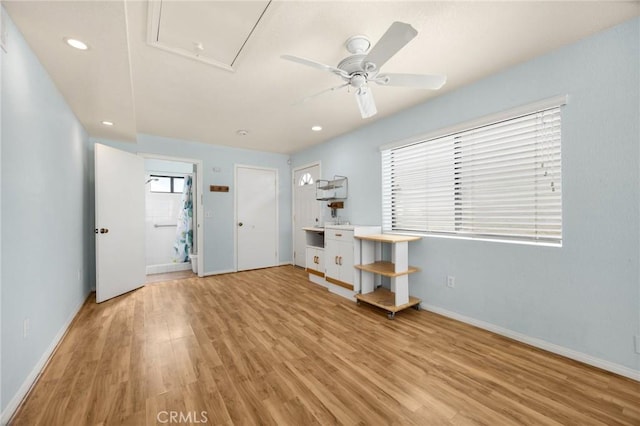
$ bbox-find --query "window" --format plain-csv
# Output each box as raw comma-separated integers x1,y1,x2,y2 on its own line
382,100,563,245
299,172,314,186
149,175,185,193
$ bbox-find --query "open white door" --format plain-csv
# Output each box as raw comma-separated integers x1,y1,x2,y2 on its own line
236,165,278,271
95,144,146,303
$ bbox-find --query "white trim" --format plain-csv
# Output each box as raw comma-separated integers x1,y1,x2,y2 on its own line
291,161,321,268
138,153,204,278
146,262,192,275
146,0,234,72
234,164,279,271
380,94,569,151
422,303,640,382
279,261,293,266
1,296,88,425
202,269,236,277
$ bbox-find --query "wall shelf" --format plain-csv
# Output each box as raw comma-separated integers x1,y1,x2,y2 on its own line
316,175,348,201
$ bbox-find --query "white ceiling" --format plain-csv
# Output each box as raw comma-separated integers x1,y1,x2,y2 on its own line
5,1,639,154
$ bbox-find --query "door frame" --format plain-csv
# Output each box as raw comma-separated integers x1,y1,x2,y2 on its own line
139,152,205,277
291,161,321,267
234,164,279,271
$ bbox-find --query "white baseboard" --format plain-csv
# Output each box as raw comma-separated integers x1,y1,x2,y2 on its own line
201,263,291,277
279,261,293,266
1,294,89,425
422,303,640,382
146,262,191,275
201,269,236,277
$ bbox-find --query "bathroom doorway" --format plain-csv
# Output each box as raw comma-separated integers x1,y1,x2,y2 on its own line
141,154,204,282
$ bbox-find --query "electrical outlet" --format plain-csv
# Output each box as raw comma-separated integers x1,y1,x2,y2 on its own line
23,318,30,339
447,276,455,288
635,335,640,354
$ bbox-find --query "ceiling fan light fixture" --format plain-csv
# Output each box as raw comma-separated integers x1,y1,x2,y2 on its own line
356,86,377,119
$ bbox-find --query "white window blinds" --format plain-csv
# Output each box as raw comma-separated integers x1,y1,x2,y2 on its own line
382,106,562,244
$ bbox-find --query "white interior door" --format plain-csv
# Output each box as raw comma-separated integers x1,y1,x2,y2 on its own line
236,166,278,271
95,144,146,303
293,164,320,267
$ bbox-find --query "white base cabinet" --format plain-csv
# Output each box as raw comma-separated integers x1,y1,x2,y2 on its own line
302,225,380,300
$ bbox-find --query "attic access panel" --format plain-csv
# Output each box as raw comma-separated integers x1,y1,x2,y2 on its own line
147,0,271,71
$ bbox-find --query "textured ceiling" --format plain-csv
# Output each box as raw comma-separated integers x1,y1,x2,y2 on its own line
5,1,640,153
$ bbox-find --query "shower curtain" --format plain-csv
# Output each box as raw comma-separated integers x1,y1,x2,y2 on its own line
172,175,193,263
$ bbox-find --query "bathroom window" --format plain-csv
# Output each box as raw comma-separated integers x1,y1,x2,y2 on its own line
150,175,185,193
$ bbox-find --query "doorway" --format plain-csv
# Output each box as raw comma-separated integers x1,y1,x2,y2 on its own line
141,153,204,279
144,159,197,282
94,146,204,303
235,165,278,271
292,162,321,268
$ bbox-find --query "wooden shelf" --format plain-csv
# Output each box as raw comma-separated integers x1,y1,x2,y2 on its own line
355,261,419,277
355,288,421,313
355,234,421,243
302,227,325,233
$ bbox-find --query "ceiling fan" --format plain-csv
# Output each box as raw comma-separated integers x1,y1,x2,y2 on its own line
282,22,446,119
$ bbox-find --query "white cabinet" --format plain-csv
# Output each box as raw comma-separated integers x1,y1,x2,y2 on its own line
324,225,380,298
305,246,324,278
324,228,355,290
303,225,381,299
303,227,326,287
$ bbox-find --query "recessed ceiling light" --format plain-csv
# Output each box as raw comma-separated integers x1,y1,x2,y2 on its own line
101,121,114,126
64,38,89,50
236,129,248,136
311,125,323,132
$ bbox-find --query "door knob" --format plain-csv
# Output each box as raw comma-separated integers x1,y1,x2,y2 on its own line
238,222,243,227
100,228,109,234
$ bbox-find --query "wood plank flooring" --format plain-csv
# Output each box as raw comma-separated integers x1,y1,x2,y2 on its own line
11,266,640,425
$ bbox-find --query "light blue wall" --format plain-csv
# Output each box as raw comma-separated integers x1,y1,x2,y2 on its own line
91,134,292,273
145,158,193,174
1,10,93,412
293,18,640,372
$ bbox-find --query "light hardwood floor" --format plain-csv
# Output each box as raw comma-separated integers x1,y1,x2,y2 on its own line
145,270,197,285
11,266,640,425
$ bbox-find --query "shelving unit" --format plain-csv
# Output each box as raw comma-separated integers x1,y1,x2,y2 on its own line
316,176,348,201
354,234,422,319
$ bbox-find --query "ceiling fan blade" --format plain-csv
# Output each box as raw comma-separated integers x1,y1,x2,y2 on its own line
294,83,350,105
281,54,348,78
362,22,417,72
355,87,377,119
374,73,446,90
